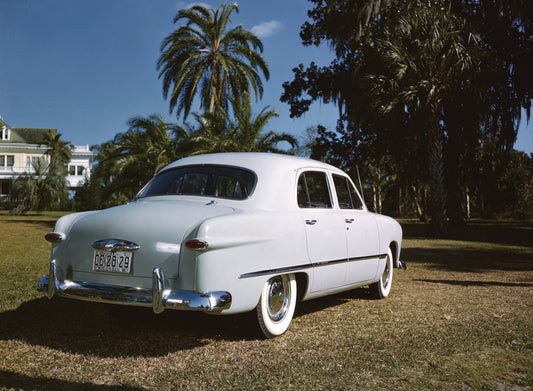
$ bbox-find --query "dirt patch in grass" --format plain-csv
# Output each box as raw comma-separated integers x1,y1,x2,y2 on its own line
0,215,531,390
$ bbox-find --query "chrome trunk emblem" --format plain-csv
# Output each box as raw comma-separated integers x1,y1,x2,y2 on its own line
91,239,140,252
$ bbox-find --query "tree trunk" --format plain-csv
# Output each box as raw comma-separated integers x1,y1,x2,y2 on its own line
377,185,382,214
465,185,471,220
426,114,448,235
445,131,464,227
372,185,377,212
411,184,426,222
398,187,402,216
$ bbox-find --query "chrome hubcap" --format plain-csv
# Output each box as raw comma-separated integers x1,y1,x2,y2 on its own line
382,256,391,288
267,276,290,321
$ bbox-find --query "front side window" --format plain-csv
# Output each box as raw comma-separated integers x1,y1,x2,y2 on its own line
297,171,332,208
333,174,364,210
135,165,256,200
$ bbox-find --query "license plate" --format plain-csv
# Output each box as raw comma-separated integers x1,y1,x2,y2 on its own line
93,250,132,273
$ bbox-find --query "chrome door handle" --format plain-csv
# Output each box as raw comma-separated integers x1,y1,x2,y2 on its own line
345,218,354,223
305,219,317,225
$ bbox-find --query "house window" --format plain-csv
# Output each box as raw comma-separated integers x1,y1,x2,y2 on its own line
69,165,86,176
1,181,9,195
26,156,41,167
0,155,14,167
1,126,10,140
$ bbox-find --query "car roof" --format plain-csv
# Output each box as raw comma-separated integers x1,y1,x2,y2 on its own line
159,152,351,210
163,152,342,174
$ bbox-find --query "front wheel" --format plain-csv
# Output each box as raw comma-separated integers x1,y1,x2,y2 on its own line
370,248,393,299
256,274,297,338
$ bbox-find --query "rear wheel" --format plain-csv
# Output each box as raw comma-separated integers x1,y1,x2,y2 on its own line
370,248,393,299
256,274,297,338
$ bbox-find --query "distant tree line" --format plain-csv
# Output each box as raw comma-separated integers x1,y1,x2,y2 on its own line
7,2,531,227
281,0,533,233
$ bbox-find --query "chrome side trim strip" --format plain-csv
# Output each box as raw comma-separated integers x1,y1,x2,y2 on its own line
239,253,388,279
37,261,231,313
239,264,312,279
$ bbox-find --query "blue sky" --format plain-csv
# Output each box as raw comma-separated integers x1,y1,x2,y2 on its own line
1,0,532,154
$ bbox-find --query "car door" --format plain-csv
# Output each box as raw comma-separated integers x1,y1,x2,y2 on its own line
332,174,380,284
297,170,348,292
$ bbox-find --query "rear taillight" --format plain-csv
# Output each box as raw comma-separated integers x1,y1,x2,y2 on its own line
45,232,65,243
185,239,208,250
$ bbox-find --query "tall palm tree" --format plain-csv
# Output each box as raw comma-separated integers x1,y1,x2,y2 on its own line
158,2,269,119
43,129,74,172
369,6,480,235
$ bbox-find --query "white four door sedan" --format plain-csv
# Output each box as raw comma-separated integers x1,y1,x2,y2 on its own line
38,153,403,338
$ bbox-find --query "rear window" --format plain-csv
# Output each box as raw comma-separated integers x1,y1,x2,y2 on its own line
135,165,256,200
297,171,332,208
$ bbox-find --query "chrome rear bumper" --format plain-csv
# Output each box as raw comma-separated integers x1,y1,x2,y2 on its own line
37,259,231,313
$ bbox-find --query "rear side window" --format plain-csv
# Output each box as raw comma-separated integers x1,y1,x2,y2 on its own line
297,171,332,208
136,165,256,200
332,174,364,210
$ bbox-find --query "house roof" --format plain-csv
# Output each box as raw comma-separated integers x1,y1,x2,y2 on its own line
0,118,54,145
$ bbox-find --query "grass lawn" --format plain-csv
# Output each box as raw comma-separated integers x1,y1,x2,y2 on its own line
0,212,531,390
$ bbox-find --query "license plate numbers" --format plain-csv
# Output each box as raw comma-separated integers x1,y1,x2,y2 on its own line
93,251,132,273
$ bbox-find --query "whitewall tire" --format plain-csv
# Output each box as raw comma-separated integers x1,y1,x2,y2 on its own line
256,274,297,338
370,248,393,299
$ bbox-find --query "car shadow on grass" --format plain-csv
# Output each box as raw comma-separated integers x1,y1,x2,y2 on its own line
400,219,533,248
401,246,533,272
0,287,381,357
294,286,378,317
0,370,144,391
415,278,533,288
0,297,261,358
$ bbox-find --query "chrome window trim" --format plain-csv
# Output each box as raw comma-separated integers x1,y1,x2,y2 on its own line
133,164,258,202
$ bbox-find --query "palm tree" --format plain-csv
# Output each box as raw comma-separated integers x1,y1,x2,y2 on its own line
180,94,297,156
229,93,297,153
43,129,74,173
157,2,269,119
12,158,68,212
95,114,186,201
179,111,239,155
368,6,480,235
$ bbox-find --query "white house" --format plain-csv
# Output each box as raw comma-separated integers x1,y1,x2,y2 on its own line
0,116,92,198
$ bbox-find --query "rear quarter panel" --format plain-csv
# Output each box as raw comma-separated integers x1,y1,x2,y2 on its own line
181,210,309,313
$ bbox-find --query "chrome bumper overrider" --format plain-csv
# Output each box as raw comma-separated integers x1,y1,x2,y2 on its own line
37,259,231,313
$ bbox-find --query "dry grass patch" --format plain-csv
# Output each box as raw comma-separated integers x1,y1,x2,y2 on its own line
0,214,531,390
